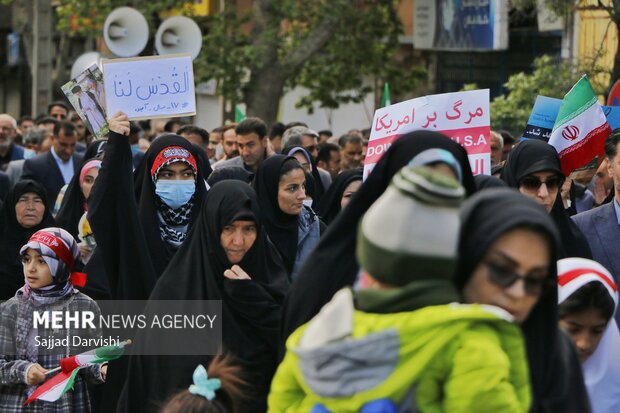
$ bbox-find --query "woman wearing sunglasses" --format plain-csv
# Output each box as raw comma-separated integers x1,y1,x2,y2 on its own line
501,139,592,258
455,188,591,413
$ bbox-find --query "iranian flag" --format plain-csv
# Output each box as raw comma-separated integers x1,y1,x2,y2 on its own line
549,75,611,176
23,340,131,405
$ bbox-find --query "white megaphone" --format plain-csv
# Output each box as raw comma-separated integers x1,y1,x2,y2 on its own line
70,52,101,79
103,7,149,57
155,16,202,60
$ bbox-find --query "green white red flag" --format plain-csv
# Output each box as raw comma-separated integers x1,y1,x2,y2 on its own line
548,75,611,175
23,340,130,405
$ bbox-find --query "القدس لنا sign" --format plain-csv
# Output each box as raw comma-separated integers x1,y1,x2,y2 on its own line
102,54,196,120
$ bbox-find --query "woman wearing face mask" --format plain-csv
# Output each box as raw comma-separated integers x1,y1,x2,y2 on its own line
254,155,325,280
500,139,591,259
455,188,591,413
87,112,209,300
86,112,209,411
557,258,620,413
0,180,55,300
118,180,289,413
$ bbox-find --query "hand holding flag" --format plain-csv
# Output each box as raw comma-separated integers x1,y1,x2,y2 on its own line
23,340,131,405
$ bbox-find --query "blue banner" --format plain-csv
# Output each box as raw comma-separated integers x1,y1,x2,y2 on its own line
413,0,508,51
522,96,562,142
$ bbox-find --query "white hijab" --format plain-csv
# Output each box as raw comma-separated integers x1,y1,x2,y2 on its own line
558,258,620,413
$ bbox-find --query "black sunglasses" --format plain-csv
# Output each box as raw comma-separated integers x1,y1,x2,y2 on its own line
483,260,551,296
519,175,564,192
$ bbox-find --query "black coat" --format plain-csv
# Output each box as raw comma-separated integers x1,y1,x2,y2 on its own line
0,170,10,203
279,131,477,355
117,181,289,412
86,131,210,412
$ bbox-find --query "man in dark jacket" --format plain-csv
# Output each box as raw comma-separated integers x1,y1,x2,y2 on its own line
21,121,82,202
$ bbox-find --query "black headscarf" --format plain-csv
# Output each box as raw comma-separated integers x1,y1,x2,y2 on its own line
279,130,477,351
87,131,209,300
206,166,253,187
500,139,592,259
474,174,507,190
87,131,212,412
315,168,363,225
0,180,55,299
454,188,591,413
117,180,289,412
253,155,302,275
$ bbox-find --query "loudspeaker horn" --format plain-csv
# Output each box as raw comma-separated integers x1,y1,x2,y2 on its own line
103,7,149,57
155,16,202,60
70,52,101,80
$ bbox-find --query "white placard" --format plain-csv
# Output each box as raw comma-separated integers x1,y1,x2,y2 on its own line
103,54,196,120
365,89,491,178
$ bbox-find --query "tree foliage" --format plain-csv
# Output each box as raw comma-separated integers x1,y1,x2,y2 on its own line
193,0,425,123
487,55,608,135
42,0,422,125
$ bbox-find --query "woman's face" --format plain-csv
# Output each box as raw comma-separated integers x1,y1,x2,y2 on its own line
278,168,306,215
292,152,311,172
220,220,257,264
518,170,563,213
340,179,362,210
15,192,45,228
80,168,100,200
463,228,550,323
22,248,53,289
560,308,608,363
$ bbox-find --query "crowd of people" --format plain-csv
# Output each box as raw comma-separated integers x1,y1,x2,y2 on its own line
0,99,618,413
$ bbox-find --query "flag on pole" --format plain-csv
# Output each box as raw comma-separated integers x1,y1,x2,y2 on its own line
24,340,131,405
235,105,246,123
381,82,391,107
548,75,611,176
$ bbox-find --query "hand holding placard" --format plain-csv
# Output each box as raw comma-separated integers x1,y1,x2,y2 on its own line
108,112,130,136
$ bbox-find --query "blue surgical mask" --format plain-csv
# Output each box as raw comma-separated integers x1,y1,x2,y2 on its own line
131,144,141,155
155,180,196,209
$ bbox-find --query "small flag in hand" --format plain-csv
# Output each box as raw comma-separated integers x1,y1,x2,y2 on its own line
23,340,131,405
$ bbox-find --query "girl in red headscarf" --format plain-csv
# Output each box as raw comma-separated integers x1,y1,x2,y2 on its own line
0,227,104,412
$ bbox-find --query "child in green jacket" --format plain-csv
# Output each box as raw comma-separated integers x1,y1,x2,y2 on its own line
269,165,531,413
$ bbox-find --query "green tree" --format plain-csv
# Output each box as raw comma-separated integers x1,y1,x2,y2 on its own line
49,0,423,126
196,0,423,125
486,55,607,134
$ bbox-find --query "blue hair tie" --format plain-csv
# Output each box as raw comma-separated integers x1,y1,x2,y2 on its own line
188,365,221,401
